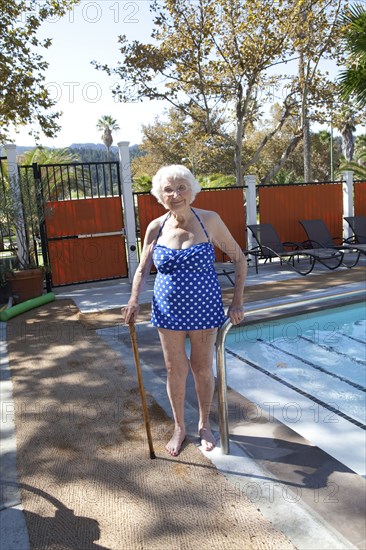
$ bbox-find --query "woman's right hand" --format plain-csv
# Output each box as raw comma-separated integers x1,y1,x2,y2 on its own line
121,302,140,324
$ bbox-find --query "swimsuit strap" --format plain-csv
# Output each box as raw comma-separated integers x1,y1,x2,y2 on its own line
155,209,210,242
156,212,171,241
191,208,210,242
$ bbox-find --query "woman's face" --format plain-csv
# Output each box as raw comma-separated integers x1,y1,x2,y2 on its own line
161,178,191,210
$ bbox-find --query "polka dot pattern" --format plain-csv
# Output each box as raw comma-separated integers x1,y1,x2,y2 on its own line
151,241,227,331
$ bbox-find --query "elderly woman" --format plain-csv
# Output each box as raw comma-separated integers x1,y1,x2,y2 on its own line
122,165,247,456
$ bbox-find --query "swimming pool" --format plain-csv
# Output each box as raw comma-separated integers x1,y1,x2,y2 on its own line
221,300,366,476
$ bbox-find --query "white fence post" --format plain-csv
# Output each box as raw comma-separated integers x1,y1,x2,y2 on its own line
342,171,354,241
244,174,257,249
4,143,29,267
117,141,138,282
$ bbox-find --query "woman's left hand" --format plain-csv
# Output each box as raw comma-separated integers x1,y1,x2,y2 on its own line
228,304,244,325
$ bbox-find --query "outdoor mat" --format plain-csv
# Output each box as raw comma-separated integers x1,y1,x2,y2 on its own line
6,300,295,549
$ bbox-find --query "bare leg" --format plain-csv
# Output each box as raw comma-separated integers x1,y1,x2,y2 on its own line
189,329,217,451
158,328,189,456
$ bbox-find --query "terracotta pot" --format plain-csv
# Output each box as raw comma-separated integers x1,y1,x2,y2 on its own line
5,268,45,304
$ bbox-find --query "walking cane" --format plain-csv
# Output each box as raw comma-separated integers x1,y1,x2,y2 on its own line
128,322,156,459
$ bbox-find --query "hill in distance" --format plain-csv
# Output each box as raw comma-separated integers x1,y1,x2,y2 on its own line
69,143,120,152
15,143,141,162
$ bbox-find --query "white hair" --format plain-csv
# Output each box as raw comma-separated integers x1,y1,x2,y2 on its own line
151,165,201,205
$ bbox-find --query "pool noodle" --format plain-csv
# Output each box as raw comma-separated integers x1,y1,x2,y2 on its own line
0,292,56,321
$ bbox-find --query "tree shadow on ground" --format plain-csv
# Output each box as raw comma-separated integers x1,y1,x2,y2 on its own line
4,300,295,549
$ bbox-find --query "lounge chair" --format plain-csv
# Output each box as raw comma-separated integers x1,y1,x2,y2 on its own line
216,266,235,285
247,223,344,276
299,218,365,268
344,215,366,244
215,252,259,285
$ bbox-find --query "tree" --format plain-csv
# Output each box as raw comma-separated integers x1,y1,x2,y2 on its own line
197,174,236,188
312,131,342,181
94,0,290,184
340,111,356,162
17,146,84,200
338,3,366,108
18,146,80,166
283,0,350,181
337,134,366,179
131,108,234,178
94,0,347,184
96,115,120,161
243,104,342,183
0,169,41,269
133,102,343,184
0,0,78,144
69,147,119,163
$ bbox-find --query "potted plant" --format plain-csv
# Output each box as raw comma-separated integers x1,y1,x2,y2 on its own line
0,162,46,304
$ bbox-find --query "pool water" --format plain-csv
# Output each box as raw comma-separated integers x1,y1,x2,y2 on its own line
221,301,366,476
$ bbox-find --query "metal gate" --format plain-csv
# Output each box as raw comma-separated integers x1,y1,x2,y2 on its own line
35,161,128,287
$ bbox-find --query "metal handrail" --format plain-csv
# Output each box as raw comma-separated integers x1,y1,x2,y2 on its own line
215,286,366,455
215,318,233,455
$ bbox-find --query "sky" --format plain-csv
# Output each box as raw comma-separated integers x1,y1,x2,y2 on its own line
8,0,361,148
10,0,165,147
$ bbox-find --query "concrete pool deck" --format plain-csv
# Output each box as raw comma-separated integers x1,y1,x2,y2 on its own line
1,259,365,549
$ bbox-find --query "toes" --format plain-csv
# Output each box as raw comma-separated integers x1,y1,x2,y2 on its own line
166,431,185,457
202,440,215,451
166,445,178,456
199,428,216,451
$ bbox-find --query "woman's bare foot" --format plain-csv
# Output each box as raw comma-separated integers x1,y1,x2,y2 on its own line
166,426,186,456
199,427,216,451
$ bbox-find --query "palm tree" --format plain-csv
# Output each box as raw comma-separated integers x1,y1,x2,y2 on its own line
338,135,366,179
198,174,236,188
18,146,83,200
338,3,366,108
96,115,120,161
340,112,356,162
18,146,79,165
1,146,81,268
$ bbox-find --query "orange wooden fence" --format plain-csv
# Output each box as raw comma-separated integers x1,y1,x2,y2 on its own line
354,181,366,216
137,188,246,261
44,179,362,285
258,183,344,242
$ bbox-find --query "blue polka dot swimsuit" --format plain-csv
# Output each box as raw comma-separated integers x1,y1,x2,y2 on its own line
151,208,227,331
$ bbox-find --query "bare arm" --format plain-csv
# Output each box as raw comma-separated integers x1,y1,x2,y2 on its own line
121,219,160,323
207,212,247,325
